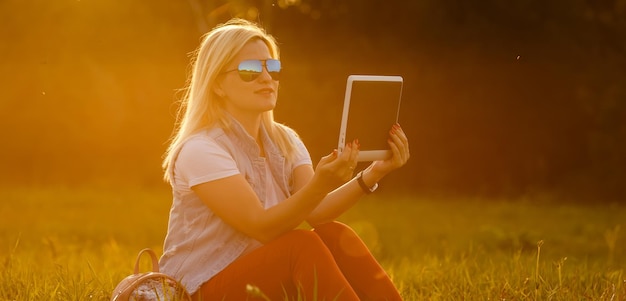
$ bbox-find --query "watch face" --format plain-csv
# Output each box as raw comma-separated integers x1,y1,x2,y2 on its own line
370,182,379,192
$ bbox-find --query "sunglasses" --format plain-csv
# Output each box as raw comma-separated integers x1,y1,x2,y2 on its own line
223,59,281,82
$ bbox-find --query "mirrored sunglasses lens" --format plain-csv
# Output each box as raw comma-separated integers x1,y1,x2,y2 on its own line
239,71,259,82
266,59,281,80
238,60,263,82
266,59,281,72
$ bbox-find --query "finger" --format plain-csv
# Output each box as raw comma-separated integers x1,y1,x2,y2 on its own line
391,125,410,160
348,139,360,166
339,141,358,174
337,142,353,160
392,124,409,145
318,149,338,166
387,138,405,165
331,142,353,170
390,135,409,163
388,132,409,165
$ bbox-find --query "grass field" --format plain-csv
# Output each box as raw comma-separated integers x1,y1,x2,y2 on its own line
0,185,624,300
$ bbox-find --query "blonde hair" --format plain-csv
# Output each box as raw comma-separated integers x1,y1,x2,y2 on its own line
163,18,299,183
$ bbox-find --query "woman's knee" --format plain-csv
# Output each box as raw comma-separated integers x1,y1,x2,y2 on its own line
313,221,370,257
313,221,359,243
274,229,328,253
314,221,351,233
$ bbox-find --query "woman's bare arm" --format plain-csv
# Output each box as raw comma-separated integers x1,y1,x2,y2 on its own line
191,142,359,243
303,124,411,227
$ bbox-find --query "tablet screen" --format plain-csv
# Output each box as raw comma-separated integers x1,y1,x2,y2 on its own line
345,79,403,151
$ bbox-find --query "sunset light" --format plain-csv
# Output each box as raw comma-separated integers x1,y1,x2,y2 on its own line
1,0,624,300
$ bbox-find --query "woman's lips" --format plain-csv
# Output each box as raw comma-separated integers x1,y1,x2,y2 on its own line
255,88,275,95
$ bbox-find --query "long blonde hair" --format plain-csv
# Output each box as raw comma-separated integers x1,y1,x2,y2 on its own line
163,19,299,183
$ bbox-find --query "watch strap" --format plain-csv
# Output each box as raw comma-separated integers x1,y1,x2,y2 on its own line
357,170,378,194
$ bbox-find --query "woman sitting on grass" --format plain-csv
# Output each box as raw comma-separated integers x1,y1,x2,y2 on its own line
159,18,410,301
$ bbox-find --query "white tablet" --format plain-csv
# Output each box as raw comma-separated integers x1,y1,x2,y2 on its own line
337,75,404,161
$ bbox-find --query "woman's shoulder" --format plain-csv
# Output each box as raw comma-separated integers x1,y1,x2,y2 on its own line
179,128,229,153
272,122,310,161
184,127,226,142
274,122,301,140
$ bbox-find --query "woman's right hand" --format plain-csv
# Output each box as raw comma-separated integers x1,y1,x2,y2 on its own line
311,140,360,193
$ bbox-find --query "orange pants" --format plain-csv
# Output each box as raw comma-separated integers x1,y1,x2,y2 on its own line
193,221,402,301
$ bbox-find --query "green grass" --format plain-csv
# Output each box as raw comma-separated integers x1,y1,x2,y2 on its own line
0,186,624,300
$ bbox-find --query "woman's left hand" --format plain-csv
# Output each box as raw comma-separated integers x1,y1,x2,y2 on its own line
370,123,410,176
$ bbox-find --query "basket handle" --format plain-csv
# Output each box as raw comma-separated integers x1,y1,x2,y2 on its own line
133,248,160,274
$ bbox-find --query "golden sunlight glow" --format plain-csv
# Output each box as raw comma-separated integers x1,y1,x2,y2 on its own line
278,0,301,9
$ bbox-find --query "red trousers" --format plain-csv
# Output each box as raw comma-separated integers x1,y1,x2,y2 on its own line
193,221,402,301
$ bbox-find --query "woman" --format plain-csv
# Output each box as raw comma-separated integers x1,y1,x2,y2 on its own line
159,18,410,301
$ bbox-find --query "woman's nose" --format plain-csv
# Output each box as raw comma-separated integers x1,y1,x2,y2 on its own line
257,65,273,81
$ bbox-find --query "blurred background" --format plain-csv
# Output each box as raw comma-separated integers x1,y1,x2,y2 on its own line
1,0,624,202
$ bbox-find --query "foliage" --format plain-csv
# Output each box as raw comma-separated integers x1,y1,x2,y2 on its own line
0,0,624,199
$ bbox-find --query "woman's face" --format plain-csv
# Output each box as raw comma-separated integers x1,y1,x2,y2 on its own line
217,39,279,120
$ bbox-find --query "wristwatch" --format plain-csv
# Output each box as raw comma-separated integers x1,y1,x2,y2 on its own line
357,170,378,194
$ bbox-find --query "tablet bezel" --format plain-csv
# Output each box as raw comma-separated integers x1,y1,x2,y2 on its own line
337,75,404,162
